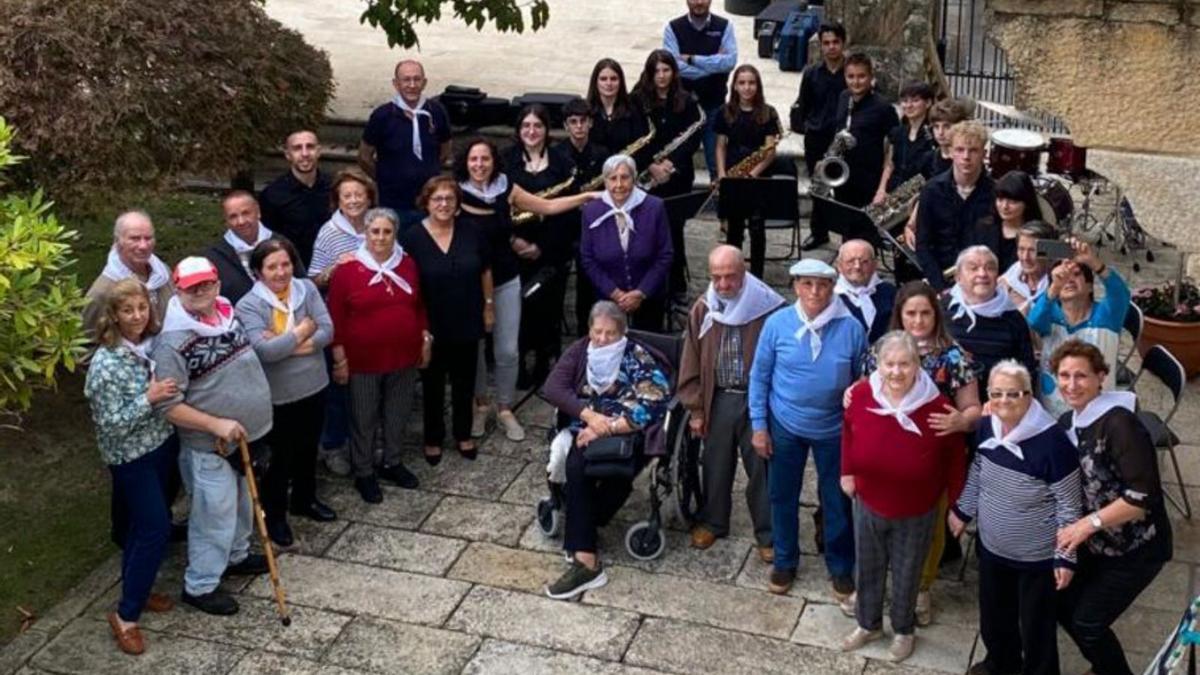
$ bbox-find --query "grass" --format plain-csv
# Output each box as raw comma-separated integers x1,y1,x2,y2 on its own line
0,191,222,645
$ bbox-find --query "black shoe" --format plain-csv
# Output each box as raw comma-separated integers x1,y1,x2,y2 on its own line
801,234,829,251
457,445,478,461
832,574,855,598
378,463,419,489
224,553,268,577
290,499,337,522
355,476,383,504
767,566,796,594
181,588,239,615
423,449,442,466
940,530,963,565
266,518,294,547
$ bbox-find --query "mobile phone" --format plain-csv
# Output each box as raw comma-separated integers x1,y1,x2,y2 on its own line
1036,239,1075,260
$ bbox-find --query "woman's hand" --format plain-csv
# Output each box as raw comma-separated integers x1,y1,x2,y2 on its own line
648,161,672,186
871,188,888,206
1054,567,1074,591
1047,260,1074,299
293,316,317,342
146,375,178,404
842,384,856,409
332,358,349,385
617,290,644,313
419,332,433,369
292,338,316,356
576,426,601,447
751,430,772,459
928,403,968,436
840,475,856,498
1067,236,1102,272
947,510,966,538
483,303,495,332
1056,518,1095,555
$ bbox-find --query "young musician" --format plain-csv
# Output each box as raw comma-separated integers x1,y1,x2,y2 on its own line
587,59,650,166
874,82,936,203
902,98,972,251
715,64,782,278
793,22,849,251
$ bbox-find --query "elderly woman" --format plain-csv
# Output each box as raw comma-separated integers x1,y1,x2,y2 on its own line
999,220,1056,315
1029,237,1130,416
85,279,180,655
950,360,1081,675
1051,340,1171,675
540,300,672,600
840,331,966,663
327,208,428,503
235,238,336,542
457,136,595,442
579,154,674,332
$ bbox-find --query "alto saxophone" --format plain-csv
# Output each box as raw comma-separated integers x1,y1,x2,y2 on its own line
578,119,657,193
636,107,708,189
510,169,577,226
812,96,857,194
725,136,781,179
863,174,926,229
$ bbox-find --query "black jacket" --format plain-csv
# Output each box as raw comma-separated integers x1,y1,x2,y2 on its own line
205,234,307,304
916,170,995,289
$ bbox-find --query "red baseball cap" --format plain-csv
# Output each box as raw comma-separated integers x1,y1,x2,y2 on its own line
173,256,219,290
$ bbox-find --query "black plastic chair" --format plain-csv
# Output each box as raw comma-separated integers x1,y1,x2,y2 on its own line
1116,301,1143,388
1131,344,1190,519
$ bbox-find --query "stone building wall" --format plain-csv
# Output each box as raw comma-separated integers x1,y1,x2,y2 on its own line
823,0,947,99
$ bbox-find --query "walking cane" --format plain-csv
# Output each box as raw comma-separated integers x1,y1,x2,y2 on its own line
216,436,291,626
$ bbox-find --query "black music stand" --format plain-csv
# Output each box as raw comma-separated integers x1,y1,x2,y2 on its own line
718,176,801,263
662,189,712,332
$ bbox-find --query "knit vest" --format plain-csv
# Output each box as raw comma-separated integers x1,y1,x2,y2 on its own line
669,14,729,108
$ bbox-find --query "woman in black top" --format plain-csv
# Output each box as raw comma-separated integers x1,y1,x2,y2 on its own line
874,81,936,202
967,170,1044,272
714,64,782,278
587,59,650,167
1051,340,1171,675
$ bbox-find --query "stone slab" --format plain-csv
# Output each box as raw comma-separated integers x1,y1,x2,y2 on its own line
30,617,246,674
0,629,51,675
1136,560,1193,612
584,565,805,639
325,523,468,576
604,529,753,584
735,549,843,605
407,452,527,500
497,460,548,507
245,554,470,626
462,639,662,675
228,652,361,675
31,553,122,635
446,542,566,594
420,495,533,547
320,483,444,531
322,616,480,675
284,517,351,558
445,586,640,661
624,616,865,675
478,433,545,463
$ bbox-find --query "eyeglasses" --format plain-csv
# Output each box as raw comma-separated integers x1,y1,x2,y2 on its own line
429,195,456,204
987,389,1030,401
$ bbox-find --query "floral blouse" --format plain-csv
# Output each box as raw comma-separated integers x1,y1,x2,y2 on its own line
578,342,671,430
863,342,979,400
84,345,173,466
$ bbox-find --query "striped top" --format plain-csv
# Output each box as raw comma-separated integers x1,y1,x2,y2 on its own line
308,215,364,278
953,421,1083,569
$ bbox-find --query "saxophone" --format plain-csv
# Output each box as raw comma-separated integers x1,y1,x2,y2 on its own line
578,119,657,192
812,96,857,194
863,174,926,229
636,107,708,189
725,136,781,179
510,169,577,226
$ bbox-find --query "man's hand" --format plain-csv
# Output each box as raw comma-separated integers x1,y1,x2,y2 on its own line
688,415,706,439
751,430,772,459
840,475,856,498
947,510,966,538
209,418,246,444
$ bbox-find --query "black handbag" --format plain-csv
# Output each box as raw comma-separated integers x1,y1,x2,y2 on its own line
582,433,639,478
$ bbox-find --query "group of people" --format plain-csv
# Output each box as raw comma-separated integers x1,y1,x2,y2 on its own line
76,1,1169,672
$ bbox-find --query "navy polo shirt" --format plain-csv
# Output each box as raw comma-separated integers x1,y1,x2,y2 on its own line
362,99,452,211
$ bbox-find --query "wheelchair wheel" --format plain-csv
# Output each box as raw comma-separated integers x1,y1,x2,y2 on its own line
536,497,563,537
671,412,706,527
625,520,666,561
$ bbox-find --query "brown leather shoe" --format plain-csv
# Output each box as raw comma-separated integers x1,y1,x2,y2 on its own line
690,527,717,550
107,612,145,655
757,545,775,563
145,592,174,613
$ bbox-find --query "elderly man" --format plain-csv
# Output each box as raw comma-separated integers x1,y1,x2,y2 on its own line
750,258,867,596
915,121,995,290
358,59,452,228
83,210,174,338
205,191,305,304
679,245,784,559
835,239,896,343
258,130,331,267
943,245,1037,402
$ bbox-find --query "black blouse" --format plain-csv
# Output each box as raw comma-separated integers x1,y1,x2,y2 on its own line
400,223,491,343
714,106,782,171
833,91,901,197
886,122,937,191
503,145,576,264
458,179,519,287
637,93,704,198
590,106,650,167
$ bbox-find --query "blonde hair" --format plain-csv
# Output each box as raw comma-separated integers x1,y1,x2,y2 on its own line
94,278,160,347
948,120,989,148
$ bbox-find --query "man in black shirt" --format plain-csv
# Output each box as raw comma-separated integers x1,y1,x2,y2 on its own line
792,23,848,250
915,120,995,290
259,130,331,267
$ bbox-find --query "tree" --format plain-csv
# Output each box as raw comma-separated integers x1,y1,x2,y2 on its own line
360,0,551,49
0,118,88,427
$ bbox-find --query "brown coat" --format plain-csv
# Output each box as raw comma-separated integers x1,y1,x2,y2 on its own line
677,298,780,423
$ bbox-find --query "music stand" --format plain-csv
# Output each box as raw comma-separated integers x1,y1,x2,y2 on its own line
718,176,801,262
662,189,712,332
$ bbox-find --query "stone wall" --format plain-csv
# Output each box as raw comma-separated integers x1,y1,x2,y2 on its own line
823,0,947,98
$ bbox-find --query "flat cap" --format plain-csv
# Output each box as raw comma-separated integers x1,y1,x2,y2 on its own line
787,258,837,279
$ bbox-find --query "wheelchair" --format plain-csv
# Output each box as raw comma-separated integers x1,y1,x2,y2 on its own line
534,330,707,561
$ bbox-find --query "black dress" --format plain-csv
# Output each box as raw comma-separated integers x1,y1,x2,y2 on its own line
886,122,937,191
714,106,783,277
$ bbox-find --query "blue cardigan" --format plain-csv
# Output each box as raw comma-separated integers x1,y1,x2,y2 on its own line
579,196,674,301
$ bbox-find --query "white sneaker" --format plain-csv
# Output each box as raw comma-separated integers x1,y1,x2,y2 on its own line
497,410,526,441
839,591,856,618
471,404,490,438
915,590,933,626
841,626,883,652
889,633,915,662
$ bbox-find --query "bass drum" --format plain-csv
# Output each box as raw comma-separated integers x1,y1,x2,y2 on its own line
989,128,1045,179
1036,177,1074,228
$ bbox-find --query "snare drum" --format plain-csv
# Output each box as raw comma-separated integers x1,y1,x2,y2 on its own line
1037,179,1074,227
989,128,1045,179
1047,136,1087,178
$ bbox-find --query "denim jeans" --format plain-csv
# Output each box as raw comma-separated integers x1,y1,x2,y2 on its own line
475,276,521,407
700,104,721,178
184,449,253,595
767,416,854,577
110,437,174,621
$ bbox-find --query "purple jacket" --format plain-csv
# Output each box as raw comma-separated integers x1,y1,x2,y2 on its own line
579,195,674,301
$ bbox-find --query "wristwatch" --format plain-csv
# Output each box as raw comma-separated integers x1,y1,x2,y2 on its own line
1088,512,1103,531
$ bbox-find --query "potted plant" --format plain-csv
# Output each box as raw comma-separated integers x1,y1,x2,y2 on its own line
1132,253,1200,377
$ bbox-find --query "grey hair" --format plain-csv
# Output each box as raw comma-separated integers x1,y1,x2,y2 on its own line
601,154,637,180
988,359,1032,392
836,238,876,262
113,209,153,241
588,300,628,334
363,207,400,231
955,245,999,274
874,330,921,365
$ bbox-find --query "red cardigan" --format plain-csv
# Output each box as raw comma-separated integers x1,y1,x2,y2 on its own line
841,380,966,518
326,258,427,374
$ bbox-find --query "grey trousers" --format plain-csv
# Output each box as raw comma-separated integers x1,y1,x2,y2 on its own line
853,499,937,635
348,369,417,478
696,390,772,547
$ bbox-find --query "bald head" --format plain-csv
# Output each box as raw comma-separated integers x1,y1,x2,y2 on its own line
393,60,427,104
836,239,877,286
709,245,747,299
112,210,156,271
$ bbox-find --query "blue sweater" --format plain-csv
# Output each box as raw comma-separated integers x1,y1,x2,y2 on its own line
749,309,866,439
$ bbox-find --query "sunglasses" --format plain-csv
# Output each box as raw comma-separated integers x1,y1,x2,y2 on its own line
987,389,1030,401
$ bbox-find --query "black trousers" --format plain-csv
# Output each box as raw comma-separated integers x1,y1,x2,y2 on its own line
422,339,479,445
1057,545,1166,675
726,217,765,278
978,547,1060,675
563,444,640,553
574,260,596,337
263,390,326,520
804,130,834,240
629,295,666,334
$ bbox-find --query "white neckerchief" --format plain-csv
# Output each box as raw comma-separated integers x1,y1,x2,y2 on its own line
162,295,238,338
699,273,783,339
249,279,308,333
587,188,648,232
459,174,509,205
865,369,941,436
980,399,1058,460
353,243,413,294
223,222,273,265
1067,390,1137,446
947,284,1016,332
1002,261,1049,303
793,299,851,361
101,246,171,292
330,210,365,243
120,336,157,375
835,273,883,329
586,337,628,395
392,95,433,160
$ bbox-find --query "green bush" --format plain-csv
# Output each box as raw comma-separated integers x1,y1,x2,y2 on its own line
0,118,87,422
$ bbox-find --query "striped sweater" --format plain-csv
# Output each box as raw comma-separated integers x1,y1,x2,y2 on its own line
953,422,1083,569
